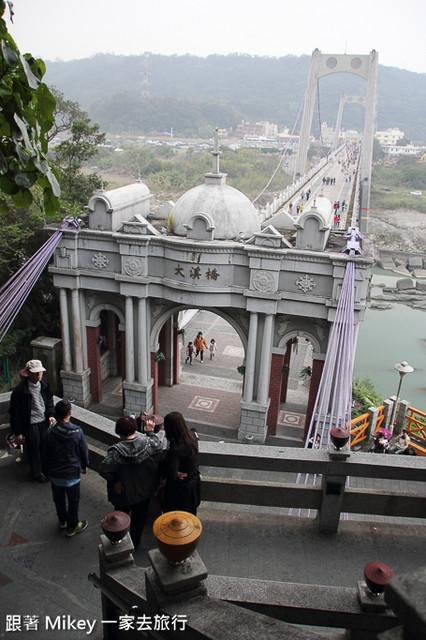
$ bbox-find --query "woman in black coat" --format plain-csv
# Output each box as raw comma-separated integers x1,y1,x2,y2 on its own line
160,412,200,515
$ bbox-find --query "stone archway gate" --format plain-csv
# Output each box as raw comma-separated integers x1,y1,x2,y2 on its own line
49,185,373,443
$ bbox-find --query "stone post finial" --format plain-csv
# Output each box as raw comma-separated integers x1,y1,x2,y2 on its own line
212,127,220,174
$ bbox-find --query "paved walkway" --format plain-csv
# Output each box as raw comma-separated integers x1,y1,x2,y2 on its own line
1,305,426,637
1,446,426,640
89,310,310,443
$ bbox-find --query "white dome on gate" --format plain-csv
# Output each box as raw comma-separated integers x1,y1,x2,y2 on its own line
171,134,261,241
172,174,261,241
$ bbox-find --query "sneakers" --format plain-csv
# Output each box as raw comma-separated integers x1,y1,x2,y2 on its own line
59,521,67,529
65,520,88,537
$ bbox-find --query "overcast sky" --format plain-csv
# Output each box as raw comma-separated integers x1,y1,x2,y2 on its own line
5,0,426,74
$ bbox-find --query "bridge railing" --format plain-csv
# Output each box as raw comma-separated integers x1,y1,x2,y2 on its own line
348,404,426,454
348,411,370,447
197,442,426,533
349,404,386,448
406,406,426,439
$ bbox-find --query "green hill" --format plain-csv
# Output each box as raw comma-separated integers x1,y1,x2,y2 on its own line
44,53,426,143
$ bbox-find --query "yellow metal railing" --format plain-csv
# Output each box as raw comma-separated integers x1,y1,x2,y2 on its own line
406,407,426,439
406,407,426,456
348,405,426,454
349,405,386,447
349,412,370,447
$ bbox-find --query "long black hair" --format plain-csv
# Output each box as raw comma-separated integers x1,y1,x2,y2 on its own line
164,411,198,455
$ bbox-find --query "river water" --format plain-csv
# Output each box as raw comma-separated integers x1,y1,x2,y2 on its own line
353,269,426,411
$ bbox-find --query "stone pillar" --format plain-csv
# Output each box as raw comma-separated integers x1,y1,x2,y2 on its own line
125,296,135,383
137,298,148,385
86,325,102,404
118,328,125,379
367,406,379,440
267,351,285,435
280,340,292,403
318,465,347,534
384,567,426,639
71,288,83,374
151,352,158,413
98,531,135,640
107,312,117,376
30,336,63,395
173,322,180,385
239,314,272,444
257,314,274,405
243,312,258,403
59,288,72,372
162,318,174,387
382,399,393,430
304,356,325,440
394,400,410,436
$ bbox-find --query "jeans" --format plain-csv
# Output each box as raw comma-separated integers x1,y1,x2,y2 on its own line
51,481,80,529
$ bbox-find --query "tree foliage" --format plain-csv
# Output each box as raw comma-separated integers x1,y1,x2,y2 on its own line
0,1,60,214
53,113,105,212
98,145,291,202
371,157,426,212
352,377,384,416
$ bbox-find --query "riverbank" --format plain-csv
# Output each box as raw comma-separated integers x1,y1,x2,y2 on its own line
369,207,426,254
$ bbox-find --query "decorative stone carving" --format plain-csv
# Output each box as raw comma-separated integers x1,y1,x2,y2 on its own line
92,252,109,270
152,303,164,318
123,257,144,277
277,317,289,337
296,274,317,293
252,270,275,293
86,292,98,310
316,321,327,342
237,311,249,331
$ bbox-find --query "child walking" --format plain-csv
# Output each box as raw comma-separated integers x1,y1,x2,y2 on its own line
209,338,217,360
185,341,195,365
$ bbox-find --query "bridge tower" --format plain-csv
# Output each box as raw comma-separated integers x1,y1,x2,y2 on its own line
330,95,366,152
295,50,378,233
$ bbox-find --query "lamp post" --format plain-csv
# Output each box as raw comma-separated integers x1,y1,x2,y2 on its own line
389,361,414,433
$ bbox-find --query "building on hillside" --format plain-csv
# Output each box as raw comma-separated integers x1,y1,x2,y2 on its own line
381,144,425,156
235,120,278,139
320,123,334,146
375,128,405,146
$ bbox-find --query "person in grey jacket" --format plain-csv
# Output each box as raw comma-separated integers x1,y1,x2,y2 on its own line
99,416,162,550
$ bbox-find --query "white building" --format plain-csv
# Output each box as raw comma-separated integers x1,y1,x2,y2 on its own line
375,128,405,146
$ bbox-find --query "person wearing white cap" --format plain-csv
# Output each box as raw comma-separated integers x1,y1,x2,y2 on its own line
9,359,55,482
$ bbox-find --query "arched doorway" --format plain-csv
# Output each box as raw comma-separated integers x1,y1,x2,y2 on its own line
151,308,246,435
86,304,125,408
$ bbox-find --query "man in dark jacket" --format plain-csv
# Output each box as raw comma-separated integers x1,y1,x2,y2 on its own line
99,416,162,550
44,399,89,537
9,359,55,482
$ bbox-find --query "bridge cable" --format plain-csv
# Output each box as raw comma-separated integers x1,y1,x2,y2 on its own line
251,94,305,204
0,216,85,343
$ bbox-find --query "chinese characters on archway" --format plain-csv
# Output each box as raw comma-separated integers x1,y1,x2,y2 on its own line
174,264,220,281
